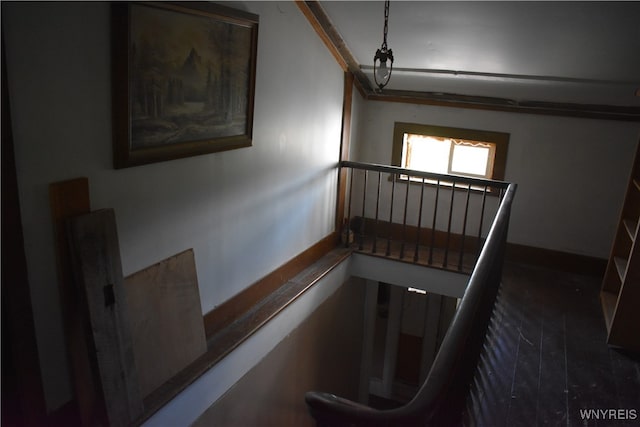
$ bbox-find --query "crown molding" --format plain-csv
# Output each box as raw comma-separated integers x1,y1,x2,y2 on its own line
297,0,639,122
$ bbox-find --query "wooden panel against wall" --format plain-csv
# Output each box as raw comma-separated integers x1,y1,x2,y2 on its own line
124,249,206,398
49,178,93,426
66,209,144,426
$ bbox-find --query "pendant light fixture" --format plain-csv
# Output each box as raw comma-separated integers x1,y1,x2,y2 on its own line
373,0,394,91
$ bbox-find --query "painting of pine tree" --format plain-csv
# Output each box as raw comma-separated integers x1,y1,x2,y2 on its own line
129,3,255,149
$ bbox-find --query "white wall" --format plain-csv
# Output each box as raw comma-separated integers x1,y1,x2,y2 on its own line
3,1,343,411
352,100,640,258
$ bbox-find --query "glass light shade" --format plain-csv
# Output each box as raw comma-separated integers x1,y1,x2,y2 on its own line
376,60,390,82
373,48,393,90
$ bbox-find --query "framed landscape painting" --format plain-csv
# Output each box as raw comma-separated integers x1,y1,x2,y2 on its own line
112,2,258,168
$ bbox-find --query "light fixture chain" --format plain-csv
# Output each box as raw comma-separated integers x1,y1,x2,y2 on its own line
374,0,393,91
382,0,390,50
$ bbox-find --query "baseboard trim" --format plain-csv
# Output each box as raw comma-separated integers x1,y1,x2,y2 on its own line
505,243,607,277
355,215,606,277
203,232,340,337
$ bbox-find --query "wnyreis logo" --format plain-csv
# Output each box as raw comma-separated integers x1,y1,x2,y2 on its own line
579,409,637,421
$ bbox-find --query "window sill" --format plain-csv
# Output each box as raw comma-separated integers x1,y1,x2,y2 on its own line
387,174,502,196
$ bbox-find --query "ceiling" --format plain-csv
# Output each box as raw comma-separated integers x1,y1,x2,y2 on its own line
316,1,640,114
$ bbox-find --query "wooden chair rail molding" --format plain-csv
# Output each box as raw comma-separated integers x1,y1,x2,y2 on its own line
202,232,339,337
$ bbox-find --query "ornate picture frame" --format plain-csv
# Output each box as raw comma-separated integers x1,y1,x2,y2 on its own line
112,2,258,168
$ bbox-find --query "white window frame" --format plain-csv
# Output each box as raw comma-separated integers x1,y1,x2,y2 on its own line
392,122,509,185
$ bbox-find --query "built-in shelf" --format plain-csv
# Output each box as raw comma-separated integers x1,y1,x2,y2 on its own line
623,219,638,241
600,141,640,353
600,290,618,331
614,256,628,281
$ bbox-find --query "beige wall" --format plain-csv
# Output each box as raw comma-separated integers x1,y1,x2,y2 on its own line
194,277,366,427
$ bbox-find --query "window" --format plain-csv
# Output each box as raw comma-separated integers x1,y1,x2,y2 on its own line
392,123,509,182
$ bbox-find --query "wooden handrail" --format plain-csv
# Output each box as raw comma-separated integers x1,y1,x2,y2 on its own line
305,181,517,426
341,160,511,189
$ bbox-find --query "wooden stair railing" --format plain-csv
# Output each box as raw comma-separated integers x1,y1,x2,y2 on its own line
341,161,510,274
305,182,516,427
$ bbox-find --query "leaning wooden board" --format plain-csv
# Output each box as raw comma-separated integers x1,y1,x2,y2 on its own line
66,208,144,426
124,249,206,398
50,177,98,426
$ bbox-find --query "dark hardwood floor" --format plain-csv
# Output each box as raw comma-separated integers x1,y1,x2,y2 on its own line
465,261,640,426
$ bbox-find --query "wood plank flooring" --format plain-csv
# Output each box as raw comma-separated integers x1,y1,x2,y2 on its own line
464,262,640,426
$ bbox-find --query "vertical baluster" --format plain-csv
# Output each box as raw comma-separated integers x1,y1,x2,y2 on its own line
443,181,456,268
373,171,382,254
400,173,410,259
414,177,426,262
387,172,396,256
476,185,488,256
359,169,368,250
458,183,472,271
345,166,355,248
428,179,440,265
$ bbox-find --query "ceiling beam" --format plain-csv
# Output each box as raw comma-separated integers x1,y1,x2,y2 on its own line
295,0,372,96
361,65,640,87
370,90,640,122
